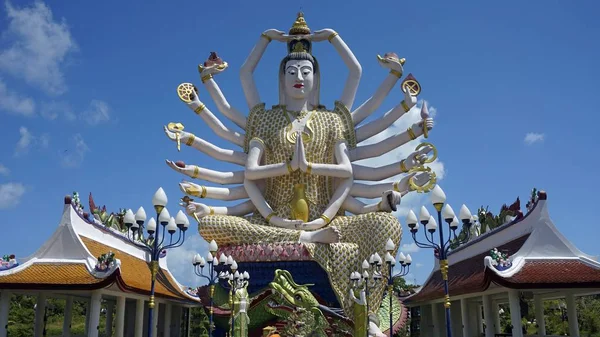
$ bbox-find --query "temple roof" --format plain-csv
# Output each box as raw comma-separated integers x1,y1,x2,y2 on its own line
0,195,199,304
406,191,600,304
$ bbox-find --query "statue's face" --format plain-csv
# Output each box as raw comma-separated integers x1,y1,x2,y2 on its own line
284,60,314,100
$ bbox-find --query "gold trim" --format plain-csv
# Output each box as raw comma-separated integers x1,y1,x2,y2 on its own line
401,100,410,113
400,160,409,173
320,214,331,224
194,103,206,115
444,295,451,308
393,181,400,192
265,212,274,223
260,33,271,42
407,127,417,140
306,162,312,175
390,69,402,78
192,166,200,179
327,32,339,42
201,74,212,83
287,161,293,173
200,186,207,199
440,259,449,281
209,207,214,216
185,135,195,146
250,137,266,148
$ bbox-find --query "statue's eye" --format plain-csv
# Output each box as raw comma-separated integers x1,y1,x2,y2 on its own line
294,294,302,301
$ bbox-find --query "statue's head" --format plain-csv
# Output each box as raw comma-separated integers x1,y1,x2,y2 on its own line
278,12,321,108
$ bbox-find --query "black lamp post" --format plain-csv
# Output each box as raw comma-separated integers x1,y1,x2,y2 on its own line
406,185,473,337
123,187,190,337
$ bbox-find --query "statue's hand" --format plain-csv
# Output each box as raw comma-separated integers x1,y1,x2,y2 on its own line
166,160,191,175
181,202,210,218
380,190,402,212
296,132,309,172
403,84,417,109
262,29,286,42
416,118,434,132
395,172,432,194
311,29,336,42
377,53,404,73
270,216,303,229
164,125,193,144
406,144,433,169
302,218,327,230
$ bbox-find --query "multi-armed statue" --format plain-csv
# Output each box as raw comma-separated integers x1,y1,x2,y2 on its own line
164,12,438,334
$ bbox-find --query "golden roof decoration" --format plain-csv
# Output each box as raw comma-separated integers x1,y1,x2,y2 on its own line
289,12,311,35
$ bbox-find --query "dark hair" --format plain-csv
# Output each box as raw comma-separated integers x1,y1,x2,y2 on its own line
280,52,318,75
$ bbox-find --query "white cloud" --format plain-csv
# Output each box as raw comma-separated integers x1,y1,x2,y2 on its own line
60,133,89,168
81,99,111,125
415,263,424,268
0,1,77,95
0,182,26,209
166,233,209,287
0,78,35,116
14,126,49,156
0,164,9,176
524,132,544,145
41,100,75,121
400,242,420,253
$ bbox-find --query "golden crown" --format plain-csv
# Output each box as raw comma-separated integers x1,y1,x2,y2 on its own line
289,12,311,35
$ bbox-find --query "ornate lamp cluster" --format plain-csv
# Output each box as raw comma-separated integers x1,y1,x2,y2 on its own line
406,185,474,337
192,240,250,337
122,187,190,337
350,240,412,337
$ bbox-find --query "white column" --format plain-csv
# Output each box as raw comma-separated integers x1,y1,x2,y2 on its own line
88,291,102,337
431,303,440,337
152,302,160,337
106,300,114,336
115,296,126,337
534,295,546,336
164,303,172,337
460,298,470,337
482,295,494,337
493,302,501,334
135,299,144,337
34,293,46,337
0,291,12,337
565,293,579,337
63,296,73,337
508,289,523,337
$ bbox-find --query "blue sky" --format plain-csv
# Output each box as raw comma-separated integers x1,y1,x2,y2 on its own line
1,0,599,288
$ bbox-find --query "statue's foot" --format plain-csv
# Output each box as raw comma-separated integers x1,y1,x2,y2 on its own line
299,226,341,244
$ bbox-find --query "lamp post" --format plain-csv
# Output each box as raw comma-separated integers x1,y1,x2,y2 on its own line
219,269,250,336
406,185,473,337
192,240,238,337
350,252,387,337
384,238,412,337
123,187,190,337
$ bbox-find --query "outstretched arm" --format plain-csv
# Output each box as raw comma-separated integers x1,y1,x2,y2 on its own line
352,145,433,181
164,126,247,166
184,91,244,147
350,171,433,198
184,200,256,218
200,68,247,129
351,56,407,125
355,88,418,142
165,160,244,185
240,29,285,109
179,181,250,201
314,29,362,109
350,118,433,161
245,139,296,181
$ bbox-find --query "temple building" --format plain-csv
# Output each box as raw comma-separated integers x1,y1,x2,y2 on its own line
0,194,200,337
405,191,600,337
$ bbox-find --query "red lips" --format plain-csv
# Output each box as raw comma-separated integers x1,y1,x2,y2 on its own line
293,83,304,88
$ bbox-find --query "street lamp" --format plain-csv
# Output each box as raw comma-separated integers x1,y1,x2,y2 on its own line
384,239,412,337
123,187,190,337
192,240,239,337
219,269,250,336
406,185,473,337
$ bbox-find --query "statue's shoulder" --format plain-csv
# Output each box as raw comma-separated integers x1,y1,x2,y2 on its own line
314,102,357,148
244,103,285,152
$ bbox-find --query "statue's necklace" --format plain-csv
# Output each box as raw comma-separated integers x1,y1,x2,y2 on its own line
283,107,314,144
